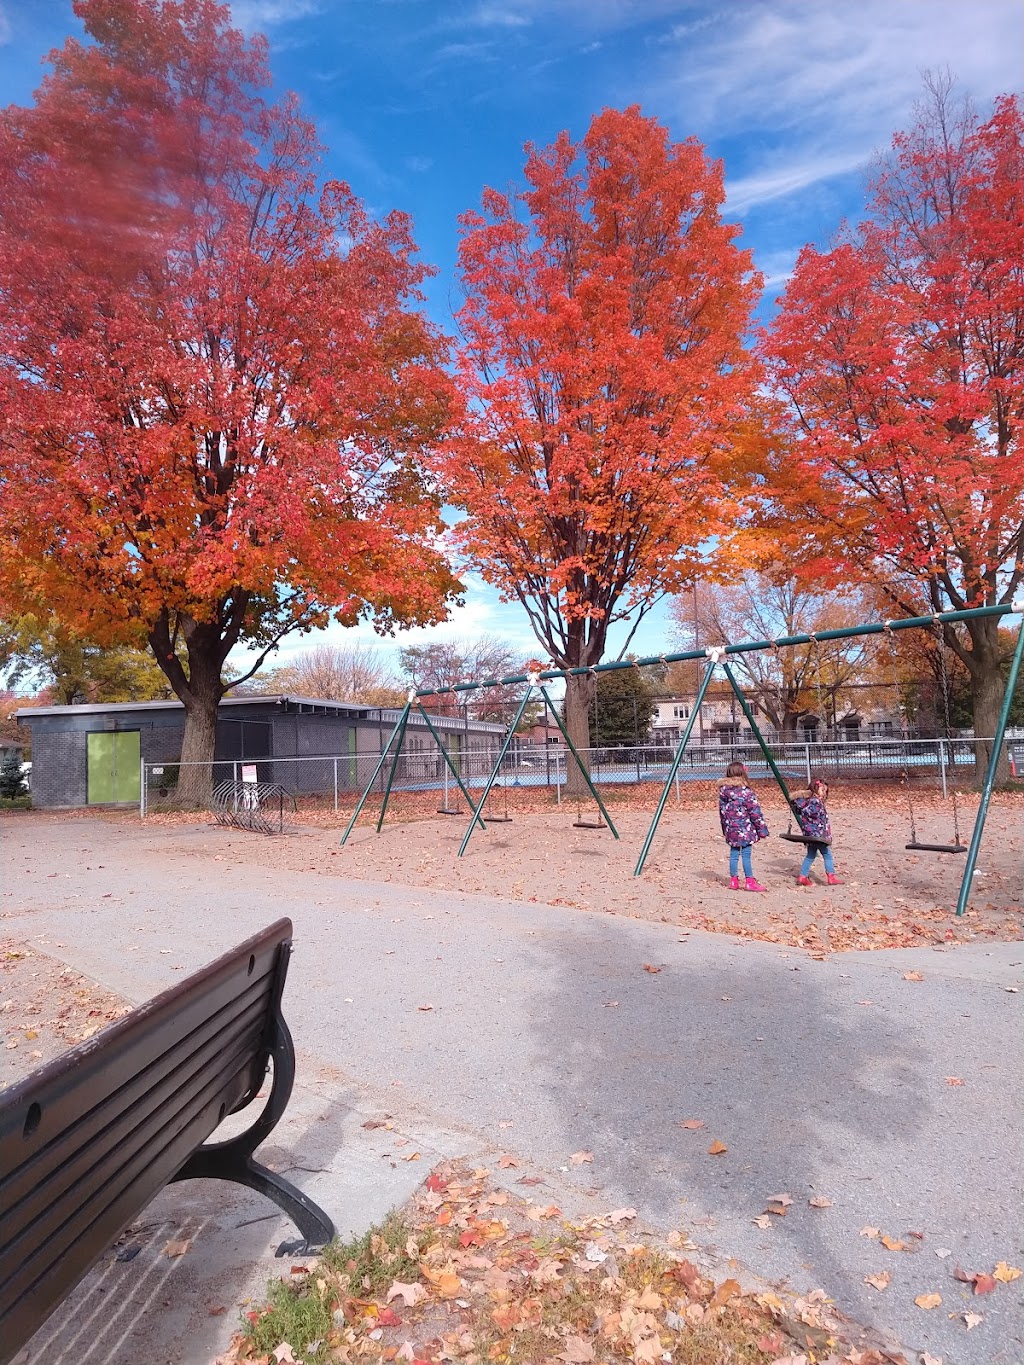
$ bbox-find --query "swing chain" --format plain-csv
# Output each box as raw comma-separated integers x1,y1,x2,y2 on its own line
933,618,963,845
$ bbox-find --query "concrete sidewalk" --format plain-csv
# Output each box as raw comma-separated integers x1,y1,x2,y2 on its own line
3,816,1022,1365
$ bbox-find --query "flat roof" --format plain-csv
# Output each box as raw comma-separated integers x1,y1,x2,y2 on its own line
14,694,368,720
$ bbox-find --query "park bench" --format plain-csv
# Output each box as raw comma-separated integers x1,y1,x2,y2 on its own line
0,917,335,1365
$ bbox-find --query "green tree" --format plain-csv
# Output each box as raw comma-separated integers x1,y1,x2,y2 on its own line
0,749,24,798
587,665,657,748
1,616,176,705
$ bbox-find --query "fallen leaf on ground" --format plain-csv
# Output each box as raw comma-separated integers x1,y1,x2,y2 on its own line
707,1139,728,1156
903,971,924,981
162,1239,191,1258
387,1281,426,1308
679,1119,704,1129
973,1273,997,1295
517,1175,544,1186
606,1207,636,1223
993,1261,1022,1283
808,1195,833,1208
864,1271,891,1291
569,1150,593,1165
914,1292,942,1309
498,1155,517,1168
945,1076,965,1086
753,1214,773,1229
417,1004,433,1012
642,963,662,973
880,1235,906,1251
272,1345,296,1364
859,1226,880,1238
558,1336,595,1362
964,1312,983,1330
919,1355,941,1365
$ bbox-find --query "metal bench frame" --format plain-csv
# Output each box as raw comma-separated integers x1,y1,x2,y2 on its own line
0,918,334,1364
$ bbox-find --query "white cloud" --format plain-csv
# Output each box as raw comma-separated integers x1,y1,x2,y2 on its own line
726,151,865,213
755,248,799,291
228,0,321,34
660,0,1024,207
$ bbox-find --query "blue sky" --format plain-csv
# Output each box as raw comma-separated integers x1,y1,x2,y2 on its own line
1,0,1021,681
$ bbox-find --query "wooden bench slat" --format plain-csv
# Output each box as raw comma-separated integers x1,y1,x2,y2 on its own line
1,1018,266,1301
1,986,270,1213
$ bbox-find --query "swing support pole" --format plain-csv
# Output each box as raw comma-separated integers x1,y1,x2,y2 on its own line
635,656,718,876
340,701,411,845
458,683,535,858
955,603,1024,917
720,663,802,821
414,702,486,831
376,701,412,832
537,685,619,839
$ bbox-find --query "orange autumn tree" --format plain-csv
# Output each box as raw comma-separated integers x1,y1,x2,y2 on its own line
761,81,1024,777
0,0,458,801
444,107,758,767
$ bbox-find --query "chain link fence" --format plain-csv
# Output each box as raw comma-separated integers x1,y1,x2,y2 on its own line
141,734,1009,821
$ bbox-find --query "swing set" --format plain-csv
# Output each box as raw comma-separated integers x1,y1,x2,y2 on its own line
341,600,1024,918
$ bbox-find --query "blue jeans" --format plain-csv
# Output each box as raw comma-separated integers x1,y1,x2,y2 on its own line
729,844,753,878
800,843,835,877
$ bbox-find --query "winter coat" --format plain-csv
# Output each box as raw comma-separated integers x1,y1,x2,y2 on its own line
718,782,770,848
793,794,831,844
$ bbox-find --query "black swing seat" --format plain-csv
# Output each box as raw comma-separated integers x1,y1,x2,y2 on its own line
437,806,463,816
906,840,967,854
779,831,831,845
572,819,605,830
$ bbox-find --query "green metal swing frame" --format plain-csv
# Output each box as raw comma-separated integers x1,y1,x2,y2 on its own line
343,601,1024,915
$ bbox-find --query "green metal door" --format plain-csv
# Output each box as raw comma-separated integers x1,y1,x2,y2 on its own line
87,731,141,804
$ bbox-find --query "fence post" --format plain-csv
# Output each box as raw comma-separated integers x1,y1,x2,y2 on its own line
140,759,146,819
938,739,947,800
805,744,811,783
233,761,238,785
333,757,338,813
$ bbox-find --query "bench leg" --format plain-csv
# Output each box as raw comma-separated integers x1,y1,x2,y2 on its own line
172,1147,336,1256
171,1006,335,1256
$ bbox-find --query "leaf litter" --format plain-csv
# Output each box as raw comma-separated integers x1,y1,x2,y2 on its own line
215,1159,885,1365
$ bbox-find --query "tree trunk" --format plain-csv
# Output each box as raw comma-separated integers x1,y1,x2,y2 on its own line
148,613,226,808
563,671,596,798
177,686,220,807
968,626,1010,786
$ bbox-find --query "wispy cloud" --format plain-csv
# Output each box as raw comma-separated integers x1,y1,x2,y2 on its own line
228,0,321,34
727,151,865,214
0,4,10,47
658,0,1024,207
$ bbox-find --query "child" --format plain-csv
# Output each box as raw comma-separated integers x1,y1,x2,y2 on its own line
718,761,770,891
793,776,843,886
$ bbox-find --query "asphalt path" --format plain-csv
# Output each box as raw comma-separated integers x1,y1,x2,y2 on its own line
2,816,1022,1365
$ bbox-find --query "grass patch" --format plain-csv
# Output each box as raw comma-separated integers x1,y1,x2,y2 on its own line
0,795,31,810
320,1211,427,1294
243,1276,334,1363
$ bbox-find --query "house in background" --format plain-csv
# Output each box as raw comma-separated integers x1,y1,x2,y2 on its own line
15,695,504,809
651,686,904,748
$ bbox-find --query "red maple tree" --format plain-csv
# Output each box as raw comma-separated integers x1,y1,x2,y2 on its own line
761,81,1024,774
0,0,458,799
441,107,758,764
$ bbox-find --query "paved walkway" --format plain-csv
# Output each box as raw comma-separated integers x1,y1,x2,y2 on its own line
2,816,1022,1365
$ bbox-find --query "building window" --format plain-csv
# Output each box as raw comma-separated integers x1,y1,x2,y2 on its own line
672,704,690,720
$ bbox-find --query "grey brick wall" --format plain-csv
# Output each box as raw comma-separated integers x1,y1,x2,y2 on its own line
31,730,88,809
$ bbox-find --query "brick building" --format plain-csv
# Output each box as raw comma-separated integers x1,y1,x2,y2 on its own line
15,695,503,808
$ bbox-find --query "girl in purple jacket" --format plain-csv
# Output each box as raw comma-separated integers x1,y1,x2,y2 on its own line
718,761,769,891
793,776,843,886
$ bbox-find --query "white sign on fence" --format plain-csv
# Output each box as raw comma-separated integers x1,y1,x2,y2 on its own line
241,764,258,784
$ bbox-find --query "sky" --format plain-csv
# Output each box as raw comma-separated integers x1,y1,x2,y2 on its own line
0,0,1021,685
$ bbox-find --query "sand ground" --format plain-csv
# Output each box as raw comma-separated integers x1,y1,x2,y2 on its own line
151,788,1024,953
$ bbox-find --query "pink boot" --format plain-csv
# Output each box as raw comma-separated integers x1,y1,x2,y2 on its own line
729,875,740,891
826,873,843,885
745,877,767,892
797,875,813,886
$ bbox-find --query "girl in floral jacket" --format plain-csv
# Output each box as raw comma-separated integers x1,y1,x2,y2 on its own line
793,776,843,887
718,761,770,891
